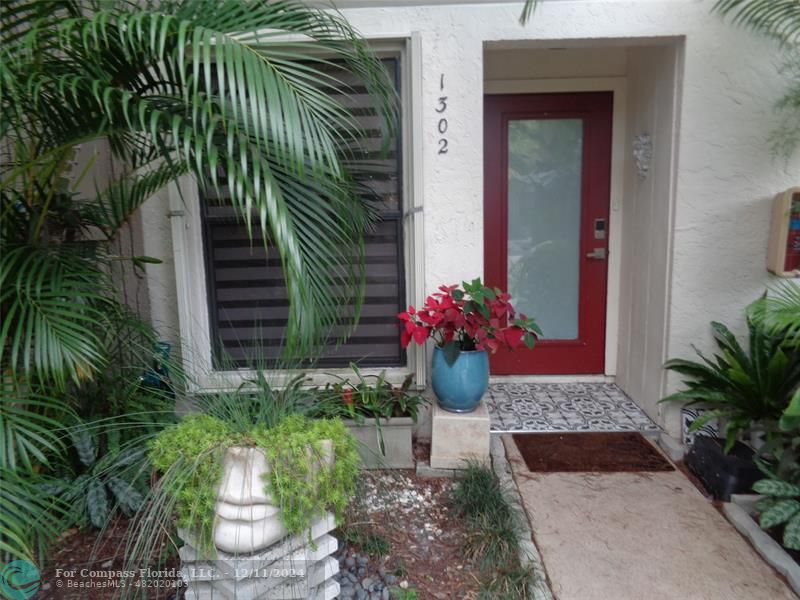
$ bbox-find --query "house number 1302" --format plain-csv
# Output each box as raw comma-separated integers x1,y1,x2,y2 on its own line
436,73,448,154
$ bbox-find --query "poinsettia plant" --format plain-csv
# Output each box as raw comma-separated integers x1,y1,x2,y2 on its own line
398,278,541,364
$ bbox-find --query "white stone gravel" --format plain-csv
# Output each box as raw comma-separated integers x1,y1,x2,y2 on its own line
356,472,453,515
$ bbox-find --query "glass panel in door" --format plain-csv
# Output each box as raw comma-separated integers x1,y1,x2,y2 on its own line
506,119,583,340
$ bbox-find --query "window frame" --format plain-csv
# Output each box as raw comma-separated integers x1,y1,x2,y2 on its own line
168,37,425,392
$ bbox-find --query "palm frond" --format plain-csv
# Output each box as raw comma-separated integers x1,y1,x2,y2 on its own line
714,0,800,46
0,469,69,564
0,245,112,386
519,0,539,25
749,281,800,347
1,0,399,360
0,378,73,471
84,161,190,238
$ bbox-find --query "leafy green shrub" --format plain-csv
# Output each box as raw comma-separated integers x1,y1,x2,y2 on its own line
54,425,149,529
310,364,430,456
0,319,178,562
149,414,360,554
253,416,361,535
1,0,395,568
662,316,800,451
312,365,429,422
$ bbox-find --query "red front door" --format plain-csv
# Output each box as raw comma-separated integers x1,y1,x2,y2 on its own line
484,92,613,374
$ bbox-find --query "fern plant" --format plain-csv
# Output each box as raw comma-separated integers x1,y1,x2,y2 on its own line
753,478,800,550
713,0,800,157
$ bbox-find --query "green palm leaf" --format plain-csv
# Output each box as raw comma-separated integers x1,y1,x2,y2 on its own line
0,245,111,385
0,469,68,563
0,376,74,471
750,281,800,348
519,0,539,25
1,0,399,362
714,0,800,46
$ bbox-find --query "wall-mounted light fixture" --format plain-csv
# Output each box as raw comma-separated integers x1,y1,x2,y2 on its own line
633,134,653,181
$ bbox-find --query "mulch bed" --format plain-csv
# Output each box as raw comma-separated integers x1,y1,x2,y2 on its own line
342,468,483,599
37,517,181,599
513,432,675,472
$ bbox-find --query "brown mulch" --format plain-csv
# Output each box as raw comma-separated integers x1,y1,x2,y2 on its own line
512,432,675,472
343,468,483,599
38,517,181,599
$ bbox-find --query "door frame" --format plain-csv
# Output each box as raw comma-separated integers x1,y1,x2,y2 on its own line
484,77,627,377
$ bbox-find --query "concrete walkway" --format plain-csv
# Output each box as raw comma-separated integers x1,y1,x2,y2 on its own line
503,435,797,600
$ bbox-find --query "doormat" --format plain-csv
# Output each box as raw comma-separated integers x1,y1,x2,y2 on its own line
512,432,674,473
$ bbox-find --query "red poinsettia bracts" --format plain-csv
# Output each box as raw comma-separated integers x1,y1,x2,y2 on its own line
398,278,541,354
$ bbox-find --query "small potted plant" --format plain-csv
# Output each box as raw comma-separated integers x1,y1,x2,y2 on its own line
661,313,800,500
310,364,430,468
399,278,540,412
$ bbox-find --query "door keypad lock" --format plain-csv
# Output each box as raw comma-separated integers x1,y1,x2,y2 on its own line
594,219,606,239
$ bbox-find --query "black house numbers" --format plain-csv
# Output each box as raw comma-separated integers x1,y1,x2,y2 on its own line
436,73,448,155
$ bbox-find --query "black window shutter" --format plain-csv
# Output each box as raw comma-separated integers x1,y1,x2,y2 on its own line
201,58,405,369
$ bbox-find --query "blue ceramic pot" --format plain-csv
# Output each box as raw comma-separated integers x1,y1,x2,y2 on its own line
431,347,489,413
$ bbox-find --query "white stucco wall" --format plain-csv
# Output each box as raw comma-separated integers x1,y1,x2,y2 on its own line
616,43,682,432
139,0,799,435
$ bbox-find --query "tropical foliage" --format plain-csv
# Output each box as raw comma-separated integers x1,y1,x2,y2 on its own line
313,364,429,423
519,0,538,25
713,0,800,157
753,478,800,550
1,0,396,565
714,0,800,46
0,313,178,562
2,0,397,375
662,315,800,451
749,281,800,349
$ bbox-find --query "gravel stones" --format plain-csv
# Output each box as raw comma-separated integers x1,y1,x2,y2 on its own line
334,548,408,599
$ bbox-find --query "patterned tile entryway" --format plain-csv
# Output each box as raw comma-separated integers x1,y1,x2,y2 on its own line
486,382,661,434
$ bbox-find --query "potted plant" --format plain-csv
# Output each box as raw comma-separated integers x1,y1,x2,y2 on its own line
399,278,540,412
136,375,362,562
661,312,800,500
310,365,430,469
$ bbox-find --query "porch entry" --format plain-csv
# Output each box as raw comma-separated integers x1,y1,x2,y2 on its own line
484,92,613,375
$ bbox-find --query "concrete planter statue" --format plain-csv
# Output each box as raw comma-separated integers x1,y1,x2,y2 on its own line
179,441,340,600
214,442,334,554
150,414,359,599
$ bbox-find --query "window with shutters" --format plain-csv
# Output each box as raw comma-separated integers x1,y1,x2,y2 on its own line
199,57,405,369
